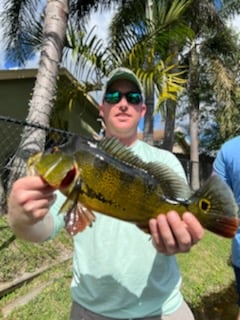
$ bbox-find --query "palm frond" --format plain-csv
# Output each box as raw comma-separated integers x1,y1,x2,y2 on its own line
62,25,109,91
1,0,43,64
218,0,240,19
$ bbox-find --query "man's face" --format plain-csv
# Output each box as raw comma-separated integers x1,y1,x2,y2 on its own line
99,79,146,140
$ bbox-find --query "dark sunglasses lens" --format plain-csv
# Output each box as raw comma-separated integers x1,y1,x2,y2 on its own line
104,91,142,104
104,92,121,104
126,92,142,104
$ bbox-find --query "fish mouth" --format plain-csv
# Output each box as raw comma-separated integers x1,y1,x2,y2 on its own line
60,166,78,189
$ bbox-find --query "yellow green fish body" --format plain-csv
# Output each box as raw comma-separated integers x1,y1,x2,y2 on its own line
27,136,239,238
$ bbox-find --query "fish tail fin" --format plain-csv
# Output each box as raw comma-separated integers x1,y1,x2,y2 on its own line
190,175,239,238
202,215,239,238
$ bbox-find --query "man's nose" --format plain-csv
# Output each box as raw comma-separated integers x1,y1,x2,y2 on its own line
119,105,128,112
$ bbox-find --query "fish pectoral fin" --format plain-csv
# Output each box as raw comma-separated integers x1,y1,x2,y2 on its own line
76,203,96,227
65,204,96,236
58,179,96,236
59,190,77,215
59,196,78,215
58,178,82,215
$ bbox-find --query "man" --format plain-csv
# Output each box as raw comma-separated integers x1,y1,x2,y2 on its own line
213,136,240,320
8,67,204,319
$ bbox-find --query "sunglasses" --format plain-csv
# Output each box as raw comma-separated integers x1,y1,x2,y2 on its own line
104,91,143,105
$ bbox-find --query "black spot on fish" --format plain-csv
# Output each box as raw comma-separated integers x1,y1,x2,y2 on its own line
82,185,126,211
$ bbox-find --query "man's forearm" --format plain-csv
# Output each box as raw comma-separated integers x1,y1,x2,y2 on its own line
8,212,54,243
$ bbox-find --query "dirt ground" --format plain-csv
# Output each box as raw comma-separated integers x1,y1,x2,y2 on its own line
192,281,238,320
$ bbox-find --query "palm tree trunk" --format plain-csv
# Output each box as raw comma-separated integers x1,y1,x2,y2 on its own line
189,41,200,190
7,0,69,191
143,93,154,145
143,0,154,146
162,99,176,151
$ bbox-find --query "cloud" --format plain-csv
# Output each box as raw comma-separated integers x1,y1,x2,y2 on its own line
86,6,117,47
228,14,240,31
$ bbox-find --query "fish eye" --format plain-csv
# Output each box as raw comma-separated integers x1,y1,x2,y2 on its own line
199,198,211,212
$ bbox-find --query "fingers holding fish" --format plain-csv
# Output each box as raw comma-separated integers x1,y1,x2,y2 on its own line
8,176,55,225
23,197,53,221
150,212,191,255
149,211,202,255
149,215,167,253
182,212,204,245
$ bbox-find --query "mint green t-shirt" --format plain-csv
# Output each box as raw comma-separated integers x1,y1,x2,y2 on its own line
50,139,186,318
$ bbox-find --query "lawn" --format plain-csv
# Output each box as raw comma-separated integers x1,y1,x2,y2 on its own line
0,216,237,320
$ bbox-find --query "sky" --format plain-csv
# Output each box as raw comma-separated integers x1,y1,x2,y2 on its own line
228,14,240,31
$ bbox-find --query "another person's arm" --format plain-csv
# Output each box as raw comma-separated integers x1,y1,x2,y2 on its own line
8,176,55,242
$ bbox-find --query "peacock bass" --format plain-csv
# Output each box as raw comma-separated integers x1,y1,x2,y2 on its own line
27,136,239,238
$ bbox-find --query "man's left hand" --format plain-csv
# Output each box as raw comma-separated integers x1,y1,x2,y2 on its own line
149,210,204,255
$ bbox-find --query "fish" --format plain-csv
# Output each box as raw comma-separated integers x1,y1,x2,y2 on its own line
27,136,239,238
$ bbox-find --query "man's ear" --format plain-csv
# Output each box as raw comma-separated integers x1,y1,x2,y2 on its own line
141,104,147,117
99,104,104,118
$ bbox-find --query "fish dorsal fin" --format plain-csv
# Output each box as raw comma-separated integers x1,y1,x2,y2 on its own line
99,137,192,200
145,161,192,199
99,137,147,170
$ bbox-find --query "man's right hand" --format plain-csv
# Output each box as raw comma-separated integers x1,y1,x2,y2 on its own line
8,176,55,242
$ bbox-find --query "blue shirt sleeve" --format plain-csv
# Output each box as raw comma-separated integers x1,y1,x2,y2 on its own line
213,148,228,181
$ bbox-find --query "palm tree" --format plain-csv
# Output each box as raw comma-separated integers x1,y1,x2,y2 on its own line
1,0,120,187
182,0,240,189
107,0,240,190
107,0,192,145
3,0,70,188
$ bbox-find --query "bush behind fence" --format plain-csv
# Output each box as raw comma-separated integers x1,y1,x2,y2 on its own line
0,115,76,215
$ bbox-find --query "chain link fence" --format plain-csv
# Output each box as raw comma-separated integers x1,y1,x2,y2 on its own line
0,115,77,215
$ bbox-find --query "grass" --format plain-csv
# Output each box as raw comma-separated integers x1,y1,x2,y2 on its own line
1,263,72,320
178,230,234,306
0,216,237,320
177,231,237,319
0,217,72,282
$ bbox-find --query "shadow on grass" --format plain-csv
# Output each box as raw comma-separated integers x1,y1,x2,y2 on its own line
191,281,238,320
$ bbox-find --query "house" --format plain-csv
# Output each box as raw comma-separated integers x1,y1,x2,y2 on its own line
0,67,101,133
0,66,102,160
0,67,101,211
